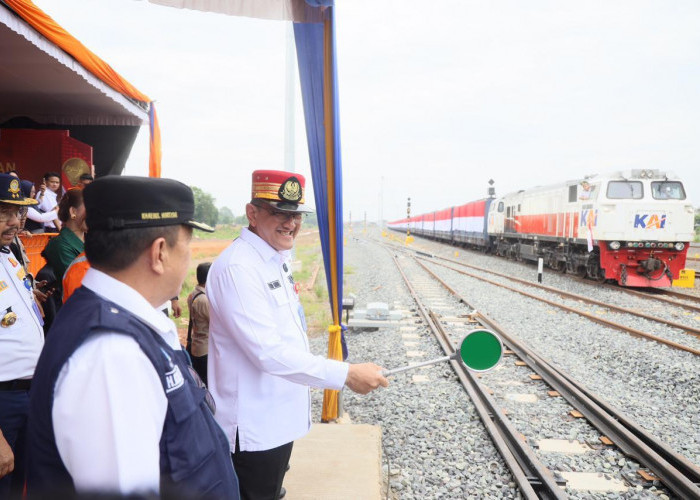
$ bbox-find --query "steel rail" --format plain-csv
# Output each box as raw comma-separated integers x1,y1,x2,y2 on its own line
388,251,565,499
413,257,700,499
555,368,700,488
388,237,700,313
419,257,700,356
424,254,700,338
600,283,700,314
650,288,700,306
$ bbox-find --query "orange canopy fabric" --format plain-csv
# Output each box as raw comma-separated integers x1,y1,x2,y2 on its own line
4,0,161,177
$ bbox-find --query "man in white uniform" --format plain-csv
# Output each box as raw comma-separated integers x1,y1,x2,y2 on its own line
208,170,388,500
0,174,44,500
27,176,239,499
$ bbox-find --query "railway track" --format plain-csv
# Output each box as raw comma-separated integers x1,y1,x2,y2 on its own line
385,240,700,357
385,244,700,498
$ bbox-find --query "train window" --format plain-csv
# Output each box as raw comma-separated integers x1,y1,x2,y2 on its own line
606,181,643,199
651,181,686,200
568,185,577,202
498,201,504,212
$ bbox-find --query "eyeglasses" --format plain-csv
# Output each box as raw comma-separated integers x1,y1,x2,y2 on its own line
0,207,21,222
256,204,305,223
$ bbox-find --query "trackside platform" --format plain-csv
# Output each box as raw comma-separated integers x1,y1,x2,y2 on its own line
283,423,383,499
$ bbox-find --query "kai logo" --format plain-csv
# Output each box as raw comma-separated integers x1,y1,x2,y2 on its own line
579,209,598,227
634,213,666,229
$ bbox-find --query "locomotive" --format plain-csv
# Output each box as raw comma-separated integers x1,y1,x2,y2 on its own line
387,170,695,287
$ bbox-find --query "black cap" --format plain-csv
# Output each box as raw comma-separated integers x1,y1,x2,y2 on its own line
0,174,38,206
83,176,214,232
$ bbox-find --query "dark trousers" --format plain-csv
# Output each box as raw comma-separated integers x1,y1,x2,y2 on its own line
0,390,30,500
233,432,292,500
191,354,208,387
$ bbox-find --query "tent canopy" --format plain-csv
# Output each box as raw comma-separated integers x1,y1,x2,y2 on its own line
0,2,150,176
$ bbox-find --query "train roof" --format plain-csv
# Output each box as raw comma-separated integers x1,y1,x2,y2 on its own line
498,169,683,199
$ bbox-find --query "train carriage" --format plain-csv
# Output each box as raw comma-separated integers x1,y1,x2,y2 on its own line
389,169,694,288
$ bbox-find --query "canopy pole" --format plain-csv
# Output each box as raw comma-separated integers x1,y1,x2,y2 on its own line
321,11,343,422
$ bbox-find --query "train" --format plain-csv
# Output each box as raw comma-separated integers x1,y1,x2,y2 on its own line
387,169,695,287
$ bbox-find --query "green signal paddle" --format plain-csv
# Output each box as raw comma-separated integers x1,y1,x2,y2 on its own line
382,329,503,376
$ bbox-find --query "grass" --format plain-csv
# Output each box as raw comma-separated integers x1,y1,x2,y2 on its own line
193,224,241,241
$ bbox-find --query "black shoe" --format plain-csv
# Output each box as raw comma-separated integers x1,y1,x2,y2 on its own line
279,487,286,499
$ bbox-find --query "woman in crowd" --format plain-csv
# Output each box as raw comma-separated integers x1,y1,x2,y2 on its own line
42,188,86,284
20,180,60,233
34,171,62,232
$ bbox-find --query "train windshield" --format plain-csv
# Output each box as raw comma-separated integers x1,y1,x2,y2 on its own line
606,181,643,199
651,181,686,200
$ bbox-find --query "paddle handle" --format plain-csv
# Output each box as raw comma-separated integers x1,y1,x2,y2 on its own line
382,353,457,376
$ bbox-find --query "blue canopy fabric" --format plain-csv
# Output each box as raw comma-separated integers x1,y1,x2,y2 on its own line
294,5,347,420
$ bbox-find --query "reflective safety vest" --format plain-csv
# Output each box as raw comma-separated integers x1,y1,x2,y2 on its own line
62,252,89,303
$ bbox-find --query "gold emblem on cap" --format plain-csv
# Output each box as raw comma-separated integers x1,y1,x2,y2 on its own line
1,309,17,328
8,179,20,199
279,177,302,203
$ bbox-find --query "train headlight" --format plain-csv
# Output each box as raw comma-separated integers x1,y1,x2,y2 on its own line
674,242,685,251
609,241,621,250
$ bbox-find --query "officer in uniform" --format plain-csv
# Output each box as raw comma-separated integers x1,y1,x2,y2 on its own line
26,176,239,499
0,174,44,500
207,170,388,500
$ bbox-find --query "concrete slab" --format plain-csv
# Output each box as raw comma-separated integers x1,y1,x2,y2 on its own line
406,351,425,357
559,472,628,492
537,439,591,454
440,316,470,322
412,375,430,383
284,424,382,499
401,334,420,340
505,393,538,403
403,341,419,347
399,326,418,332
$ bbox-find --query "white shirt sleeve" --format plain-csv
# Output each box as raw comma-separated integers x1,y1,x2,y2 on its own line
209,264,348,390
27,207,58,223
52,333,167,495
35,191,56,213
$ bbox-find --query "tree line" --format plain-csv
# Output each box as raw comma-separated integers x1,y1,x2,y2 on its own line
192,187,318,229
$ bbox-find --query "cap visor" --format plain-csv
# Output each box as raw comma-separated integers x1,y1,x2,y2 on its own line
186,220,215,232
260,200,314,214
1,198,39,206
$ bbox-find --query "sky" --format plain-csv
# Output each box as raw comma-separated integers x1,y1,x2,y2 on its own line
31,0,700,222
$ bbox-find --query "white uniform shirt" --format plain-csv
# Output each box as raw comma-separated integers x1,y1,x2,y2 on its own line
35,189,58,229
26,206,58,224
52,268,181,495
207,228,349,452
0,250,44,381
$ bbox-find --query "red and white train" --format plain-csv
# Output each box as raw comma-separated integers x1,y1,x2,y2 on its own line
388,169,695,287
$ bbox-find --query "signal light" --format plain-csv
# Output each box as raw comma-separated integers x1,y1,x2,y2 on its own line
674,242,685,251
609,241,621,250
